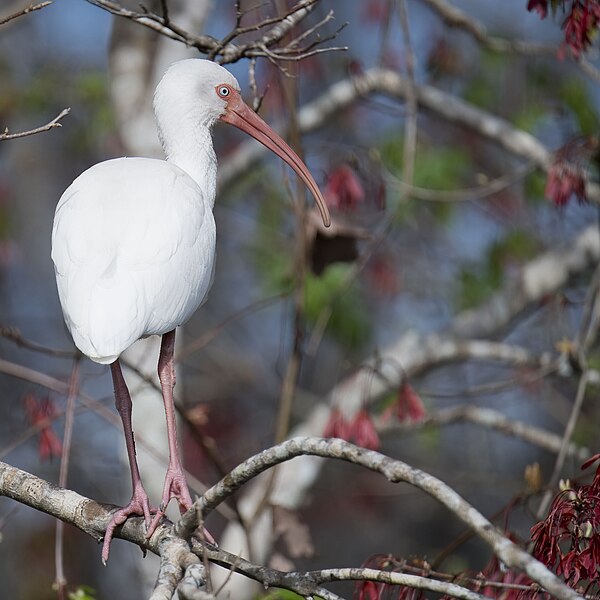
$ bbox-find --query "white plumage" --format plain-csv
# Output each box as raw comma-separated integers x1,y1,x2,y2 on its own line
50,58,329,563
52,158,215,364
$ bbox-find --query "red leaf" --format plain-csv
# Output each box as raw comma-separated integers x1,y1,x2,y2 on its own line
527,0,548,18
581,453,600,472
349,409,380,450
356,580,382,600
23,394,62,461
323,407,352,441
394,383,426,423
325,165,366,211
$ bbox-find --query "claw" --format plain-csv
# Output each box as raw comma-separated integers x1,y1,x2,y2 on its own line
102,484,156,564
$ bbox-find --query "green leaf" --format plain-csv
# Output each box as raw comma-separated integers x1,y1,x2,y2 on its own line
524,171,547,200
381,138,470,191
68,586,96,600
413,146,470,191
251,186,370,349
559,78,599,135
457,229,539,310
512,104,545,132
304,265,371,349
380,137,469,224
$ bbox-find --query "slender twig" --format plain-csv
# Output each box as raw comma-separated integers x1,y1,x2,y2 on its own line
384,162,535,202
422,0,555,56
536,262,600,518
0,324,78,358
86,0,345,65
176,292,288,361
0,107,70,141
0,0,51,26
422,0,600,83
398,0,418,189
382,404,590,461
54,358,80,600
159,0,168,25
536,368,590,520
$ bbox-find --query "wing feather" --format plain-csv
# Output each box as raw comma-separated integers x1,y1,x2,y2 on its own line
52,157,216,363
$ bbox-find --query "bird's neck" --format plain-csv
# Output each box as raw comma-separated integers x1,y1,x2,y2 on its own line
160,123,217,209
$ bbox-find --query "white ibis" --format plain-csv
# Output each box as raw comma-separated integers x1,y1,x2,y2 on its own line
51,59,330,563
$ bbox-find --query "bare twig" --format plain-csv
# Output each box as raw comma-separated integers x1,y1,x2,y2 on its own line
422,0,555,56
536,368,590,520
0,1,52,26
383,404,590,462
204,542,489,600
1,324,78,358
0,107,70,141
54,359,80,600
422,0,600,83
398,0,418,189
86,0,345,65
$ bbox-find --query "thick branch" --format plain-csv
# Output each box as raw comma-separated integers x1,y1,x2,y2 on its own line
174,437,580,600
0,455,489,600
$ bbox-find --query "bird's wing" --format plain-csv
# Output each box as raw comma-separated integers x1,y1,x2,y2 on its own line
52,158,215,363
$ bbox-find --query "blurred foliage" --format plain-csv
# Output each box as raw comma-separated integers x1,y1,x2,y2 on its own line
68,587,96,600
524,171,547,200
70,70,114,153
7,64,114,156
380,135,470,224
252,185,370,348
573,409,599,448
513,104,546,133
257,591,323,600
457,229,540,310
305,264,370,349
381,136,470,192
558,78,599,135
462,49,509,112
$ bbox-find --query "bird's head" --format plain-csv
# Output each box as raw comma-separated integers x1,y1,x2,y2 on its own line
155,59,330,228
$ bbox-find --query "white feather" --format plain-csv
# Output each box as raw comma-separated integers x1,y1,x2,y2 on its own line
52,157,215,364
51,59,239,364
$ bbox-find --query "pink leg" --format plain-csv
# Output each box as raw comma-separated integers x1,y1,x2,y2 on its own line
102,360,155,564
146,330,194,536
146,330,216,545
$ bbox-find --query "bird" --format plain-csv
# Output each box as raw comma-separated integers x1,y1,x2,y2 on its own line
51,58,330,563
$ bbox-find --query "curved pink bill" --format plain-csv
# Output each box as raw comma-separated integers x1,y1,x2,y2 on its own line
220,92,331,228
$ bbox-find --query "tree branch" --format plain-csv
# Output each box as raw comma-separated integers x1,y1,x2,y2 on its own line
86,0,345,65
168,438,580,599
0,107,70,141
0,437,583,598
0,0,52,26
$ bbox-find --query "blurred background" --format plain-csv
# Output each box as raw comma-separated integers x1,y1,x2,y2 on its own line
0,0,599,598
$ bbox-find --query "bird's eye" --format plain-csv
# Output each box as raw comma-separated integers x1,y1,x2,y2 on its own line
217,85,230,98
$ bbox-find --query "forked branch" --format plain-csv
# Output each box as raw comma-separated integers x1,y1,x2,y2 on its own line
0,437,582,600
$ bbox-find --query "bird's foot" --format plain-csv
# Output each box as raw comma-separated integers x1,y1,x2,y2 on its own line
102,484,155,565
145,465,216,546
146,464,192,538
